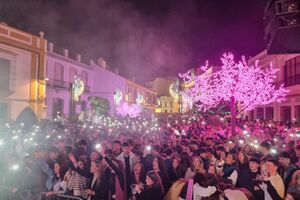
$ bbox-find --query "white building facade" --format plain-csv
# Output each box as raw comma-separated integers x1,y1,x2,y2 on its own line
46,45,95,118
247,50,300,124
0,23,47,120
45,43,156,119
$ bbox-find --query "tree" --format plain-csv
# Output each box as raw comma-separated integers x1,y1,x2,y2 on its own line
180,53,288,134
88,96,110,116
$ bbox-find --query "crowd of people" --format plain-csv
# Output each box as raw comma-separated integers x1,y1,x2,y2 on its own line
0,112,300,200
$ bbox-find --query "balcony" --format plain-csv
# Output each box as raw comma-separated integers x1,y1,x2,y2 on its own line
46,78,90,93
47,79,71,90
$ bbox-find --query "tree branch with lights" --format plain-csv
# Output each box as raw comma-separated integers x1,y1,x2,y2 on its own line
180,53,289,134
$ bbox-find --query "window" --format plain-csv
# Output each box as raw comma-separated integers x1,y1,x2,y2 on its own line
54,63,64,81
257,107,264,120
69,67,77,83
0,59,10,91
0,103,8,120
81,71,88,85
54,63,64,87
284,55,300,86
265,107,274,120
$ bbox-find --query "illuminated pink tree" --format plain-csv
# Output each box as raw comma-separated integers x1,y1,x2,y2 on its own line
180,53,288,134
116,102,142,118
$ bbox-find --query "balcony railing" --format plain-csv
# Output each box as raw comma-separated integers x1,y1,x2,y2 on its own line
47,79,70,90
47,78,90,93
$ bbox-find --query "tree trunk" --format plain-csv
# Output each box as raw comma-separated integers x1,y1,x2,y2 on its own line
230,96,236,135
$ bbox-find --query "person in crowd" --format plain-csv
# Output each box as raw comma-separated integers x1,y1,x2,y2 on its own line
86,159,109,200
185,155,206,179
130,162,146,185
103,153,126,200
117,142,137,198
286,169,300,194
218,181,251,200
197,148,210,171
278,151,298,189
152,156,171,193
207,163,217,176
237,157,264,200
257,158,285,200
112,140,122,157
227,139,238,154
45,161,68,197
169,155,185,183
242,144,254,155
259,141,272,159
215,147,227,173
206,147,217,165
286,140,297,164
179,152,191,174
89,151,100,162
179,173,217,200
220,153,238,185
33,146,55,192
285,192,300,200
143,144,161,172
47,146,64,170
294,145,300,167
236,151,250,187
163,147,173,171
67,154,89,198
135,170,164,200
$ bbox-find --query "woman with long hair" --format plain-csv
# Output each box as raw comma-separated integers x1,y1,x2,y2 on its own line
45,161,68,197
185,155,206,179
67,155,89,198
135,170,164,200
287,169,300,194
169,156,185,183
236,151,251,189
152,156,171,193
237,151,249,169
86,159,109,200
130,162,146,185
221,153,238,185
215,149,227,175
130,162,146,200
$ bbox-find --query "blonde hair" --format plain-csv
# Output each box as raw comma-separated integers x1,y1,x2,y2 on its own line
191,155,204,172
93,160,103,184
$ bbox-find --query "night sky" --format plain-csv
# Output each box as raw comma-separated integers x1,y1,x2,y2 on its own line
0,0,267,83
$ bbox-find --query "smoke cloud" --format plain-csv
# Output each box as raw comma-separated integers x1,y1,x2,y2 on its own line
0,0,266,83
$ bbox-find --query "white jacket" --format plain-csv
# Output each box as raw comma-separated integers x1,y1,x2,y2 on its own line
116,151,136,172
